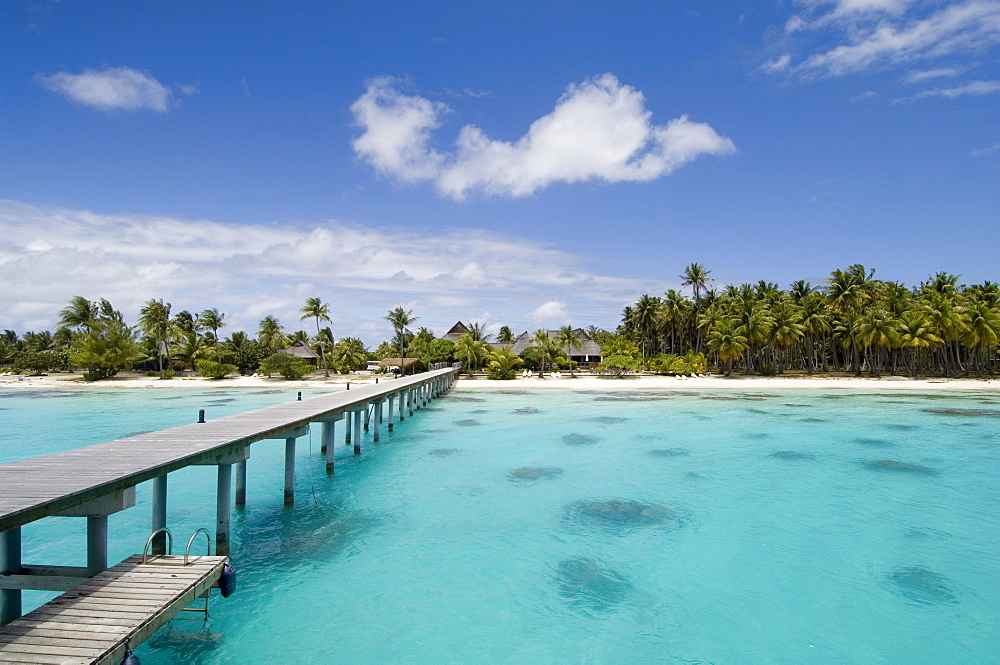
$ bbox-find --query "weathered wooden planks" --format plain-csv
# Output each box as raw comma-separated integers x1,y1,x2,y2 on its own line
0,555,227,665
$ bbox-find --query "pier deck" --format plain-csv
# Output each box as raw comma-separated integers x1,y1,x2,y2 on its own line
0,554,227,664
0,368,456,533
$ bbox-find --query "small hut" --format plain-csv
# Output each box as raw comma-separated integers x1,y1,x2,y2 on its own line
281,339,320,366
441,321,470,342
379,357,426,374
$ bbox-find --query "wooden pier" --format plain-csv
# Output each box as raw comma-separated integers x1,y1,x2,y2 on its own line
0,366,459,653
0,555,227,665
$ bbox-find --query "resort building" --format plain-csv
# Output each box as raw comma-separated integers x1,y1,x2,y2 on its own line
440,321,470,342
280,339,320,366
509,329,603,367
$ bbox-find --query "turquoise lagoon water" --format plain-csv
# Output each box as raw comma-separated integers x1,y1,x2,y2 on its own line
1,386,998,664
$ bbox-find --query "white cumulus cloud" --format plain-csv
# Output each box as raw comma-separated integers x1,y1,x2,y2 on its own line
0,200,659,342
351,74,735,199
526,301,569,326
36,66,178,112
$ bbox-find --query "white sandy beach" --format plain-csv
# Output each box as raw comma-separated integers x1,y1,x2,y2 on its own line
2,372,998,391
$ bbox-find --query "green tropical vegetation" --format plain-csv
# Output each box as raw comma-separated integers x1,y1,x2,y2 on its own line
6,266,997,382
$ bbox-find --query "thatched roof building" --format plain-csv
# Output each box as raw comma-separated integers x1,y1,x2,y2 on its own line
379,357,426,371
441,321,470,342
281,339,320,365
509,329,602,364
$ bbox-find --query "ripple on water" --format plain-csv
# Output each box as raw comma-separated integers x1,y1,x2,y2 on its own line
887,566,958,605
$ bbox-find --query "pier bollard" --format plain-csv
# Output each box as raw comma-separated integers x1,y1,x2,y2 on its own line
198,409,205,424
235,460,247,506
152,475,168,554
216,464,233,556
297,391,302,401
353,410,363,455
323,420,336,474
0,528,22,626
284,438,296,506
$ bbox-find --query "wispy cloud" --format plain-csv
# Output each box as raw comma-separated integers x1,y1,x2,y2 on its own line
894,78,1000,102
36,66,181,112
765,1,1000,79
0,200,659,341
903,66,965,82
969,141,1000,155
351,74,735,200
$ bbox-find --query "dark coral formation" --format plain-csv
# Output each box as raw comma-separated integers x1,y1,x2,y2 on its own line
864,459,938,474
509,466,564,481
555,557,633,610
888,566,957,604
566,499,677,526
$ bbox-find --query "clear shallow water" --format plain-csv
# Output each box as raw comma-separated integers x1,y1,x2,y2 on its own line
2,387,999,664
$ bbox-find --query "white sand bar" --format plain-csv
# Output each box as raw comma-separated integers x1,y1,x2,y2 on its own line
2,373,998,392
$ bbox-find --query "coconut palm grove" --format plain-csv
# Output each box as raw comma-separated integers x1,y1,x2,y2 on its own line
2,263,997,381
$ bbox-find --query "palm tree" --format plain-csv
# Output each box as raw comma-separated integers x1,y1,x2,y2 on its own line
681,263,712,301
257,315,286,351
465,321,492,343
58,296,98,333
384,307,417,374
197,308,226,364
486,346,522,379
455,332,487,377
300,297,332,377
632,294,660,358
139,299,173,378
330,337,368,373
495,326,515,345
554,325,582,376
707,318,747,375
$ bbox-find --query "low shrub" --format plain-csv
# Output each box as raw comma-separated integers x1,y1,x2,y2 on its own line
196,360,238,380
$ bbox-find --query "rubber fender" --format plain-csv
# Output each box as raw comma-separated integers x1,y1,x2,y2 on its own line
220,562,236,598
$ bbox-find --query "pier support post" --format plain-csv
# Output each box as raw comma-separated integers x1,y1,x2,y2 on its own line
86,515,108,577
151,475,168,554
409,388,414,417
284,438,296,506
323,419,336,474
216,464,232,556
0,528,21,626
374,401,382,442
235,459,247,506
364,404,371,432
388,394,395,431
353,409,363,455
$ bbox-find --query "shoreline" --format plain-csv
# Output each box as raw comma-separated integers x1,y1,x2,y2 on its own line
2,372,998,392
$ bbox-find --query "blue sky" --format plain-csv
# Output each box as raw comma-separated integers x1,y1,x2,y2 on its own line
1,0,998,344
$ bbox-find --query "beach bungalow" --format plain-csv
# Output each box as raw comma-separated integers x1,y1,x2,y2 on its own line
509,329,603,368
280,339,320,366
441,321,470,342
379,357,426,374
